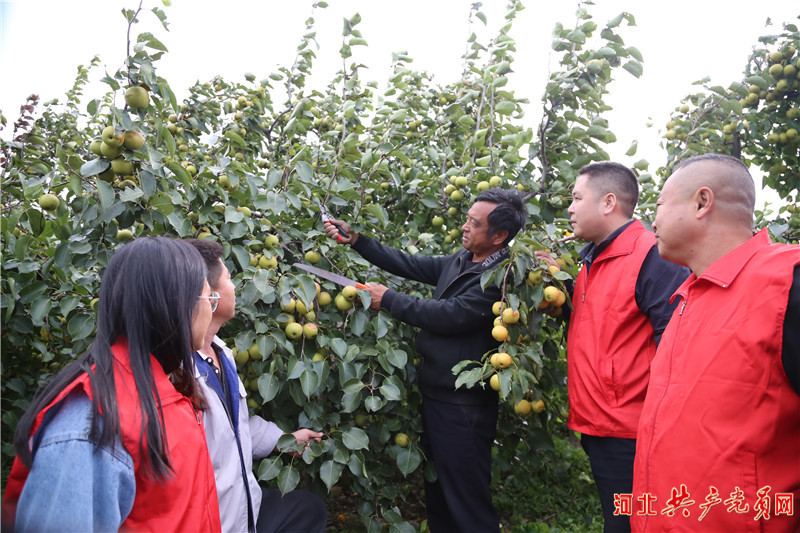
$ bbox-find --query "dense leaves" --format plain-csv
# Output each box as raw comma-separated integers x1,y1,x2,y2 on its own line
659,21,799,241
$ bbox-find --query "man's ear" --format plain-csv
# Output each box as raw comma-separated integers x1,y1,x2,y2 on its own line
695,187,714,219
491,230,509,246
601,192,617,215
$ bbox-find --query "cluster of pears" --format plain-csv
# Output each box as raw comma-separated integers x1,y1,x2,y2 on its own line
528,262,567,317
490,300,522,343
486,302,518,389
277,280,357,342
87,86,150,187
484,310,546,416
280,288,321,342
249,234,281,270
333,285,359,312
88,125,145,185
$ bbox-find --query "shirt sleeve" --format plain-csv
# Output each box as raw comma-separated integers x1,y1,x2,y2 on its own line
782,265,800,396
382,280,501,335
249,415,284,459
15,392,136,533
634,247,691,345
352,235,452,286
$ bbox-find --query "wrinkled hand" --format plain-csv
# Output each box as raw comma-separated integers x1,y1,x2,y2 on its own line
323,218,358,245
534,249,558,268
366,283,388,311
288,428,324,457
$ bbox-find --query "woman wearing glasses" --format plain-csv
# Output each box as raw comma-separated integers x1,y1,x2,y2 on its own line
2,237,222,532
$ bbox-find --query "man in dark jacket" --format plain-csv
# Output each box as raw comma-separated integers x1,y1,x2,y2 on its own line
324,188,527,533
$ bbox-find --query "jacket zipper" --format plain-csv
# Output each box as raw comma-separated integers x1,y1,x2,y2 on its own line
642,294,685,528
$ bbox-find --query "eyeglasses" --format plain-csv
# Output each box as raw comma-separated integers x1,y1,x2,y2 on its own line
198,291,220,312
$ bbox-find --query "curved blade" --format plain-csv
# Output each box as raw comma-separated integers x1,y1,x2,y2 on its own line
293,263,367,289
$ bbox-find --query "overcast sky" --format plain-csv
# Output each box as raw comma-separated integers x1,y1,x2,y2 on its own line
1,0,797,206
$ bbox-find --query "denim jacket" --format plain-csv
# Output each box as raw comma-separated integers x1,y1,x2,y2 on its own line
14,390,136,532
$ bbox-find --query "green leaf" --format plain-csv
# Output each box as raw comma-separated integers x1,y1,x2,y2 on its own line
159,125,176,159
258,373,281,402
165,161,191,187
300,368,320,399
395,447,422,476
627,46,643,62
138,32,168,52
622,60,643,78
294,161,314,182
566,29,585,44
59,295,81,317
80,158,109,178
319,460,343,491
148,192,175,216
287,357,306,380
607,13,625,28
389,150,411,167
389,109,407,124
594,46,617,58
495,101,515,115
364,395,384,412
230,245,251,273
257,456,282,482
29,296,52,326
330,338,348,357
342,378,365,394
586,125,607,139
97,180,116,211
379,375,404,401
385,348,407,369
68,314,95,341
224,129,247,147
341,427,369,451
745,75,768,91
372,312,391,339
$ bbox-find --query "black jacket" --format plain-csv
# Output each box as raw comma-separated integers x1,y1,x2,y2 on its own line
353,235,508,405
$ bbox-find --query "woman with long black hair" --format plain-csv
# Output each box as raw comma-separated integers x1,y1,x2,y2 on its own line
2,237,222,532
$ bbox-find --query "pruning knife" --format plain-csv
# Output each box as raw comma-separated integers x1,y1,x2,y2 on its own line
293,263,368,290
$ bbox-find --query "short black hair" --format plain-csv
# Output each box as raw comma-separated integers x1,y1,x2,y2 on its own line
474,187,527,245
187,239,224,288
579,161,639,217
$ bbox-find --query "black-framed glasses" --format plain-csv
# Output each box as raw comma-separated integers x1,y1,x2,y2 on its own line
199,291,220,312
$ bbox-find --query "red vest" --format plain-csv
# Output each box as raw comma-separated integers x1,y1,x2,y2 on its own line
3,342,221,532
567,220,657,438
632,230,800,532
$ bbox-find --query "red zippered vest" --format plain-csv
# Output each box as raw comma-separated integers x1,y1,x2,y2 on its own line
567,220,657,438
632,230,800,532
2,341,221,532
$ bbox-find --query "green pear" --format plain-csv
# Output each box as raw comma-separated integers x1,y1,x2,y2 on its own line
122,131,145,150
89,140,103,156
100,142,122,159
124,86,150,109
102,126,124,148
111,158,134,175
38,193,60,211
